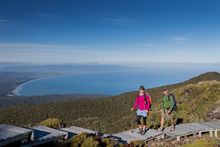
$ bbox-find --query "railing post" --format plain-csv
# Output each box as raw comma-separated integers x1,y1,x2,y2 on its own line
214,129,218,137
30,131,34,141
198,131,202,137
209,130,213,137
177,136,180,141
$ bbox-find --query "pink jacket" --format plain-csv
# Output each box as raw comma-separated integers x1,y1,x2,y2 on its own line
133,94,150,111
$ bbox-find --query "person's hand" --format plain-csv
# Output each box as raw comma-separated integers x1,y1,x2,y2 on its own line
167,110,171,114
131,107,134,111
145,110,148,113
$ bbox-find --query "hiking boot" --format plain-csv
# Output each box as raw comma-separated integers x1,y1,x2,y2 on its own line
141,128,146,135
158,127,163,132
170,125,175,132
138,128,143,134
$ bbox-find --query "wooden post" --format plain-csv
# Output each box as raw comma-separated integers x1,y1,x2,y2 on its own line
209,130,213,137
214,129,218,137
177,136,180,141
30,132,34,141
198,131,202,137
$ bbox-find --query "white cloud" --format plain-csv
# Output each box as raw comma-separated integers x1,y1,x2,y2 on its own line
100,17,133,24
0,43,85,51
34,13,59,19
170,33,193,44
136,43,153,47
0,19,11,24
0,42,219,64
174,49,186,55
171,36,188,43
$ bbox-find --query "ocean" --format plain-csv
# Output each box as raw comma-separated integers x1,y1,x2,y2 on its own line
13,69,204,96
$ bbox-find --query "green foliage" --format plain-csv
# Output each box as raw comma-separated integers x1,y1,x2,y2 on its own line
173,81,220,123
182,138,220,147
101,138,119,147
39,118,61,128
69,133,87,146
129,140,145,147
68,133,121,147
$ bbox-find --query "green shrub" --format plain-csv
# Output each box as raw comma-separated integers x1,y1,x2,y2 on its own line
39,118,61,128
182,138,219,147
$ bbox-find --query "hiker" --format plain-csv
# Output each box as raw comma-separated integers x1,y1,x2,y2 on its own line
131,86,151,135
158,88,177,132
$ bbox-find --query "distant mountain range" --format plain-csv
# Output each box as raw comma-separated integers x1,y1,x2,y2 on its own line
0,63,132,76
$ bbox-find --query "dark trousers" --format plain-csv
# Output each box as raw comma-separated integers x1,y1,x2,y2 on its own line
135,115,147,125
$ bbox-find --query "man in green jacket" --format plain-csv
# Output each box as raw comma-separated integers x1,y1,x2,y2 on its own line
158,88,176,132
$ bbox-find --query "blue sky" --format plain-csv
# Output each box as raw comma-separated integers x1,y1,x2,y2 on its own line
0,0,220,64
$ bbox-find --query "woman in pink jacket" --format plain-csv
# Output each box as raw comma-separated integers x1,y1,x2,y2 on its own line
131,85,151,135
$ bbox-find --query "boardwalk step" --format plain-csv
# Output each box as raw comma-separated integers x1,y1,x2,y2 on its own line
112,128,163,143
0,124,32,147
21,126,67,147
61,126,97,139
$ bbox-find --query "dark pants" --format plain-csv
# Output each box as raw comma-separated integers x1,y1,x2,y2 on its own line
135,115,147,125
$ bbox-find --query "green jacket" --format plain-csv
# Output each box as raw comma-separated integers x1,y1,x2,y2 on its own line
162,94,174,111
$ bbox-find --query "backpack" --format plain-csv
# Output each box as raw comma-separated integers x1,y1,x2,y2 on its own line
168,94,177,111
139,93,152,110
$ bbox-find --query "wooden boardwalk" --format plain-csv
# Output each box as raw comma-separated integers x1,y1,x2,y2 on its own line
164,121,220,141
21,126,67,147
113,121,220,143
112,128,163,143
0,124,32,146
0,121,220,146
61,126,97,139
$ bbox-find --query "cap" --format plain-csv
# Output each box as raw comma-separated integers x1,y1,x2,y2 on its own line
162,88,169,91
139,85,145,90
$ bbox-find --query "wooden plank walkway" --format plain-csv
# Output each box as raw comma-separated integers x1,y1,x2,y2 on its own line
112,121,220,143
61,126,97,139
164,121,220,141
1,121,220,146
0,124,32,146
21,126,67,147
112,128,163,143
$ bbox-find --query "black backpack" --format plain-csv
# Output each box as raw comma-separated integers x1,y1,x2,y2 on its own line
168,94,177,111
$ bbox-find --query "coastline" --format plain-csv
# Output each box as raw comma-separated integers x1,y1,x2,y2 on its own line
11,78,45,96
10,74,82,96
10,74,74,96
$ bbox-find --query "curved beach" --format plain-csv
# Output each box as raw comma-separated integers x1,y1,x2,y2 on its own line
12,78,45,96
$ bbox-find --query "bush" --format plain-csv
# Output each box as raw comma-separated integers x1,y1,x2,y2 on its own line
69,133,99,147
39,118,61,128
69,133,122,147
183,138,220,147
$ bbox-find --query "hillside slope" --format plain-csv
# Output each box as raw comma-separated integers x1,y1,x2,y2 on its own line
0,72,219,133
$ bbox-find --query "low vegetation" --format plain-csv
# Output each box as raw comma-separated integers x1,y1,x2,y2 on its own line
39,118,62,128
69,133,121,147
182,138,220,147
